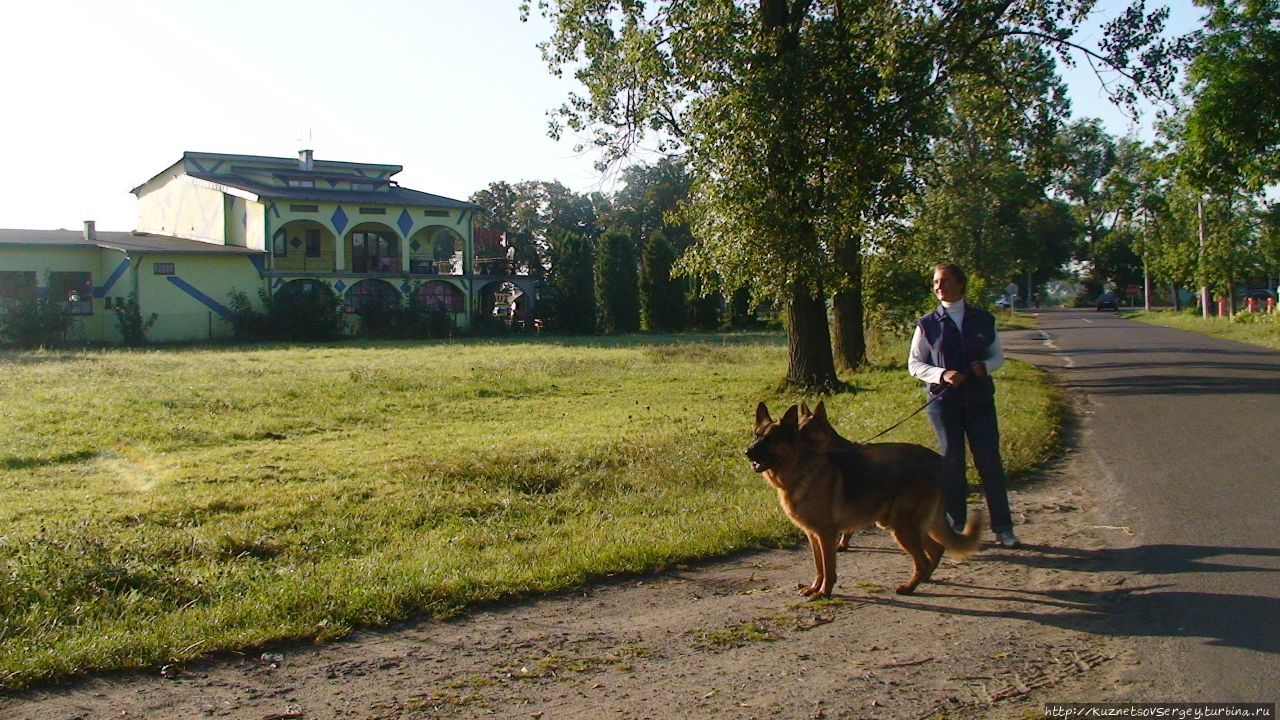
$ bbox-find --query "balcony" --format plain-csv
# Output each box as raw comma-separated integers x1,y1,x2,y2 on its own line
473,257,513,276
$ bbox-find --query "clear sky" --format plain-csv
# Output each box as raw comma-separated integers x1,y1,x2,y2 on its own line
1,0,1203,232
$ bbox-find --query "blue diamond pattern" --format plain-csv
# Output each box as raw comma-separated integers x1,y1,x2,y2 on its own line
334,280,347,294
397,209,414,236
331,206,349,234
400,282,412,293
410,239,422,252
290,237,302,249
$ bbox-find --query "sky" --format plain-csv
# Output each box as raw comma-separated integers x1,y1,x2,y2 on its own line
1,0,1204,232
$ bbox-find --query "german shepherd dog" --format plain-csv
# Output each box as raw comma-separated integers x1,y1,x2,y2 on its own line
746,401,983,597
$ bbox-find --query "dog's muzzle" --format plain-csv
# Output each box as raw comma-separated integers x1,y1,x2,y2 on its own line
745,439,770,473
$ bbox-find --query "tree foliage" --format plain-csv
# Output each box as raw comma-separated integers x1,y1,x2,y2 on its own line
595,230,641,333
639,230,686,332
470,180,604,278
547,228,597,333
1181,0,1280,190
524,0,1188,389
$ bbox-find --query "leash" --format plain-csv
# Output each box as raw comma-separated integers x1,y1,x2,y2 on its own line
858,383,953,443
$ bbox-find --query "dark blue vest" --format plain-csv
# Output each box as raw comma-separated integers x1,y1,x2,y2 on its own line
917,304,997,404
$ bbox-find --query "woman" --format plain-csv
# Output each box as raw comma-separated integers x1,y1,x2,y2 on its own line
908,263,1021,548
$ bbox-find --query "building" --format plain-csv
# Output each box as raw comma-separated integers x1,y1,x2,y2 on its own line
0,150,533,344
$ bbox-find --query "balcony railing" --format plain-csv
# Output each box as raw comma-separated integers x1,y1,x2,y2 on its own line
473,257,513,275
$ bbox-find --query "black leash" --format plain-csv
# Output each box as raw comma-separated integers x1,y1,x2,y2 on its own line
858,383,953,443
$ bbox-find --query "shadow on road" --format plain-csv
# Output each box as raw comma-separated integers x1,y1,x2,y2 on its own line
869,543,1280,655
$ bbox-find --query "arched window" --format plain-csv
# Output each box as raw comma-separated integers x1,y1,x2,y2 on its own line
350,230,400,273
433,230,459,259
413,281,464,313
345,279,400,314
277,279,336,305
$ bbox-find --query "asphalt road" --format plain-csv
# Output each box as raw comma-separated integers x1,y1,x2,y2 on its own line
1007,308,1280,702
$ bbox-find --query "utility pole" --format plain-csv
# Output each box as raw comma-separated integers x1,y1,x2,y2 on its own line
1198,198,1209,318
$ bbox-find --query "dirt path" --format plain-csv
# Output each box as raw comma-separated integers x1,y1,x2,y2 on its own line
3,336,1158,719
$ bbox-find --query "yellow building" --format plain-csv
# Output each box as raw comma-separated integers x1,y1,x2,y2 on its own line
0,151,533,344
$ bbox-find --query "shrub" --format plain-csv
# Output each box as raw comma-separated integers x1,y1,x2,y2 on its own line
356,293,455,340
0,297,74,349
112,294,158,347
226,285,345,342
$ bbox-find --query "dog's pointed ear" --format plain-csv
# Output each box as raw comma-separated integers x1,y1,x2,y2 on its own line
799,400,811,418
812,400,828,424
781,404,800,430
755,402,772,428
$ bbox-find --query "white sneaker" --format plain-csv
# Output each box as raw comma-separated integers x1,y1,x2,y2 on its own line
996,530,1022,548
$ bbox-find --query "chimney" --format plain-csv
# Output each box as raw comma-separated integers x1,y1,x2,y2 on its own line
299,149,314,171
83,220,96,241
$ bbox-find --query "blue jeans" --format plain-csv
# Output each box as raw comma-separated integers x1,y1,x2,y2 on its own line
924,396,1014,533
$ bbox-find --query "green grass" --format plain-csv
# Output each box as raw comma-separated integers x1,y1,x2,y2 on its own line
0,331,1060,689
996,310,1040,332
1128,309,1280,351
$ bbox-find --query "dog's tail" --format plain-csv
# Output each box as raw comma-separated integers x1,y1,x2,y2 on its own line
934,511,985,560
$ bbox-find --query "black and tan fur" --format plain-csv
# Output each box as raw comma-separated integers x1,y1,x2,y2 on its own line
746,401,983,597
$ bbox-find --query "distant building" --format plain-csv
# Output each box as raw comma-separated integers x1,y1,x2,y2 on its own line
0,151,534,344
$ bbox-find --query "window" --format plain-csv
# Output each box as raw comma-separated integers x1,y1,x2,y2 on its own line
413,281,464,313
287,179,315,188
305,228,322,258
290,204,318,213
272,229,288,257
153,262,175,275
350,231,400,273
345,280,400,314
423,210,449,217
433,230,459,260
49,272,93,315
0,271,36,313
358,207,386,215
351,182,374,192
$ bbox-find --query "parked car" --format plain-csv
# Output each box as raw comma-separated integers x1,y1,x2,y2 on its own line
1096,292,1118,311
993,294,1012,309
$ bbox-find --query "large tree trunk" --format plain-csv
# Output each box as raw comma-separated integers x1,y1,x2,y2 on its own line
785,281,841,392
831,238,866,371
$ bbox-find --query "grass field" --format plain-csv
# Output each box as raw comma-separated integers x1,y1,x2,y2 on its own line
0,331,1062,689
1128,309,1280,351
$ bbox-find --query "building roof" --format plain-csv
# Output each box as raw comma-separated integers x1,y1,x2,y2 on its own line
134,151,482,211
187,172,481,209
0,229,264,255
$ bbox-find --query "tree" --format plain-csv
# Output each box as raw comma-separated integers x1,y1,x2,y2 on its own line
470,180,603,278
526,0,1188,390
906,54,1069,303
1181,0,1280,191
606,158,694,250
547,228,596,333
595,231,641,333
639,230,685,332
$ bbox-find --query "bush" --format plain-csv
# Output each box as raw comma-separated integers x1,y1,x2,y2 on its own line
0,298,74,349
112,294,158,347
357,295,455,340
226,285,345,342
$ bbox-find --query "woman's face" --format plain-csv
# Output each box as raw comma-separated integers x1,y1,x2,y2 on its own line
932,268,965,303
